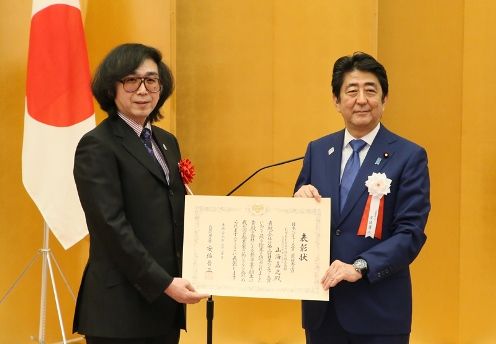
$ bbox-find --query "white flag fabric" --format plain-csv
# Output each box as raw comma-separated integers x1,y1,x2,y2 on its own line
22,0,95,249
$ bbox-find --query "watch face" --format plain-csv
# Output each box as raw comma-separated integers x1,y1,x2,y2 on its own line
354,259,367,270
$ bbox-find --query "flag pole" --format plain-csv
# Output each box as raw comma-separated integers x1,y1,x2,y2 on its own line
16,0,93,341
39,221,70,343
37,221,86,344
38,222,49,343
0,221,84,343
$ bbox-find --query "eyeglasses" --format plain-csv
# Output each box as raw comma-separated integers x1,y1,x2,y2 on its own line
119,76,162,93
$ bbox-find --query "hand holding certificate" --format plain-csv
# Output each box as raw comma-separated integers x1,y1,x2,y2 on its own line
182,195,330,301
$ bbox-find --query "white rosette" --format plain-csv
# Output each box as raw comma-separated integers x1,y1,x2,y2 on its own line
364,173,392,238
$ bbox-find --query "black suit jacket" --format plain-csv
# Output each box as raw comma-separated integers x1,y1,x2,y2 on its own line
73,116,186,338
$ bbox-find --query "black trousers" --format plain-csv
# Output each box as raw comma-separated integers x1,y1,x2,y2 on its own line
305,303,409,344
85,330,180,344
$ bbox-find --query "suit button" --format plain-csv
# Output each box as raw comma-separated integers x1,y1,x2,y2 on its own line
335,229,341,236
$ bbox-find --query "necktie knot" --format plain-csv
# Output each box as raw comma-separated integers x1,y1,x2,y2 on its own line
140,127,171,184
141,127,152,140
349,139,367,153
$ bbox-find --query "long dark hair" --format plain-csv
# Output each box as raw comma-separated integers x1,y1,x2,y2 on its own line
91,43,174,123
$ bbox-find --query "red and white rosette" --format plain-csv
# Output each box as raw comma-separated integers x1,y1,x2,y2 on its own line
178,158,196,195
357,172,391,239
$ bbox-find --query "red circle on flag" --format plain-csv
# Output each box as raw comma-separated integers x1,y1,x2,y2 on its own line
26,4,93,127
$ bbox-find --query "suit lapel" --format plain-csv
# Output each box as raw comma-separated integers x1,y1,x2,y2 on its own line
152,127,176,187
338,126,396,224
326,131,344,226
111,117,168,185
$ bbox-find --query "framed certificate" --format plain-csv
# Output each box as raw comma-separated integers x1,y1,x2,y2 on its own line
182,195,330,301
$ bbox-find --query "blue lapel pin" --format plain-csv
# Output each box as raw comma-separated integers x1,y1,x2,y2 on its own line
375,157,382,165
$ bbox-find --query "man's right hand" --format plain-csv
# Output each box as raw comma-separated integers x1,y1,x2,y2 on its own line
294,184,321,201
164,277,209,304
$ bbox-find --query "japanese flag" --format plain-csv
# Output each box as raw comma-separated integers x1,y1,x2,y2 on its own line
22,0,95,249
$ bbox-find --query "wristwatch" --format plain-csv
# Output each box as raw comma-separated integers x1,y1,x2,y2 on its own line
353,258,368,275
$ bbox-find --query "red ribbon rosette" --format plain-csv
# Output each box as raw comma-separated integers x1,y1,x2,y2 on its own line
356,172,391,240
178,158,195,194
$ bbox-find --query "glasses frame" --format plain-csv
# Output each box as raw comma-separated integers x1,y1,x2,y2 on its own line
119,76,162,93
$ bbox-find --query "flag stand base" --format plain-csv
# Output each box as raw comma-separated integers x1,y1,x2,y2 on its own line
0,222,84,344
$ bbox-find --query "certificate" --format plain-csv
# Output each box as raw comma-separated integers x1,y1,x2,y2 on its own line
182,195,330,301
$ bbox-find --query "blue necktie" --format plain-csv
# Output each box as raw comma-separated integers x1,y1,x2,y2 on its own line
140,128,155,158
340,139,367,211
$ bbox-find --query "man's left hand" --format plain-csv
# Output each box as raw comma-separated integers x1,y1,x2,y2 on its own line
321,259,362,290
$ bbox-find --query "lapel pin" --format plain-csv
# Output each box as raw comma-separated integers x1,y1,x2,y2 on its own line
375,157,382,165
162,144,168,151
328,147,335,156
383,152,390,159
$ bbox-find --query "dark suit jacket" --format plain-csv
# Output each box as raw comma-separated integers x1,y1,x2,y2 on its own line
73,116,186,338
295,125,430,335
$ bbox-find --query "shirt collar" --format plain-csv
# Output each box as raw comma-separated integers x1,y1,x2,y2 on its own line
343,123,381,148
117,112,152,136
